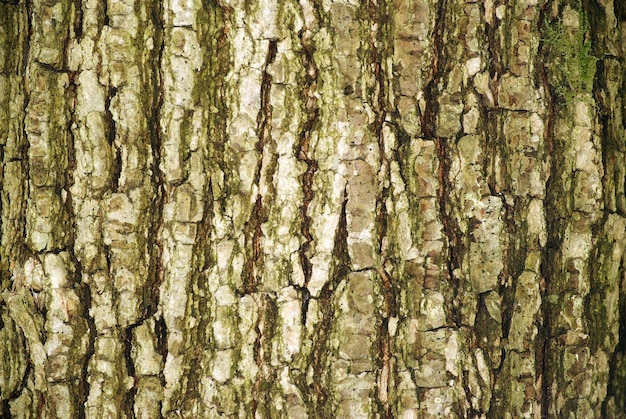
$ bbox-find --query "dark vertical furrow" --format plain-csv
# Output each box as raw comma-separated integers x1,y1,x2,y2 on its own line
122,325,138,418
537,7,558,418
243,40,277,295
427,0,465,327
72,0,83,40
246,38,280,415
120,1,165,415
77,281,96,419
66,59,94,419
250,307,263,416
422,0,447,139
367,1,396,413
536,9,554,415
104,86,120,191
310,190,350,415
146,0,165,320
295,27,319,325
435,137,463,327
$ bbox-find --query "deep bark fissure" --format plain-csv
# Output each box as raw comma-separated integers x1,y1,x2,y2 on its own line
422,0,448,139
498,198,522,344
604,273,626,415
181,205,214,410
537,8,558,415
104,86,120,191
103,0,109,27
66,64,94,419
483,2,503,85
77,280,96,419
376,316,393,418
251,294,278,417
539,162,558,419
435,137,463,327
295,28,319,326
71,0,83,41
368,2,398,415
145,0,165,320
249,45,281,399
309,190,350,415
590,5,626,415
461,369,481,418
154,316,168,372
243,40,277,295
430,0,466,327
122,323,138,419
250,304,263,416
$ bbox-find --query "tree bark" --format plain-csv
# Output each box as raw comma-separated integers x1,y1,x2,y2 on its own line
1,0,625,417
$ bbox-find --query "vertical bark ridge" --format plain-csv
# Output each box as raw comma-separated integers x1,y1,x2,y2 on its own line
388,0,450,416
594,1,626,414
19,1,93,417
582,1,626,417
158,0,219,414
486,1,548,417
538,1,614,416
367,0,398,416
319,0,391,415
64,7,95,417
0,2,29,289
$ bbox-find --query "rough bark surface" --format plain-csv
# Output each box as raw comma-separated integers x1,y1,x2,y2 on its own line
1,0,626,417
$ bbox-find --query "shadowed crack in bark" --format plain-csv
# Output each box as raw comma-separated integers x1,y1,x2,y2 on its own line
422,0,448,139
367,1,397,414
308,190,349,415
248,39,280,415
104,86,120,192
296,27,319,325
244,40,277,295
147,2,165,319
435,137,463,327
537,7,557,416
77,282,96,419
123,323,139,418
251,295,278,417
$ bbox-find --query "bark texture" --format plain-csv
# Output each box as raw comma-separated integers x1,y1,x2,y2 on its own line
1,0,626,417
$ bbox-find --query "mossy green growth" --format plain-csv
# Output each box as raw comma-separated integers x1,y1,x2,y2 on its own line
543,6,597,106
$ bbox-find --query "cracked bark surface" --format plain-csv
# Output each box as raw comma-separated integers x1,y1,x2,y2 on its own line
1,0,626,417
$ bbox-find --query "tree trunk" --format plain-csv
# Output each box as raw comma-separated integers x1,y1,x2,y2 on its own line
1,0,625,417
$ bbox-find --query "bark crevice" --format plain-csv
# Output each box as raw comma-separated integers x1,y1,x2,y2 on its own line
295,26,319,326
